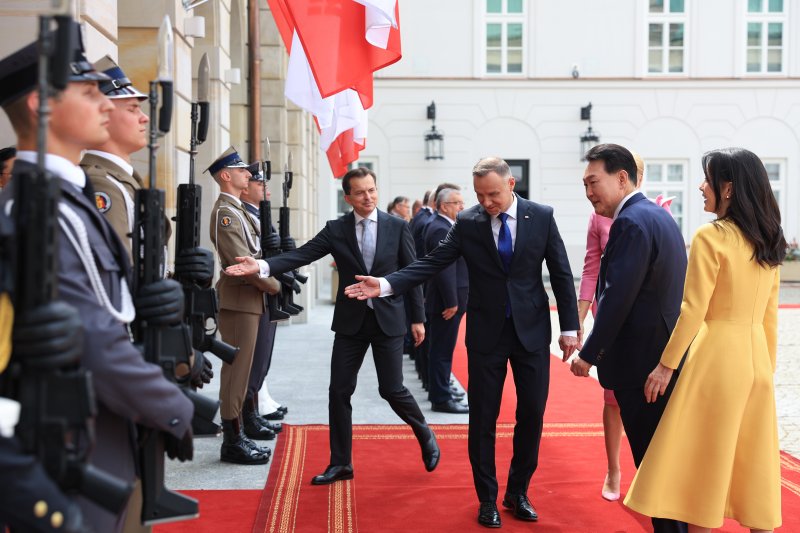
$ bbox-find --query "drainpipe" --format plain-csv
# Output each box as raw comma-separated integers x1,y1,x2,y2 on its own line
248,0,261,161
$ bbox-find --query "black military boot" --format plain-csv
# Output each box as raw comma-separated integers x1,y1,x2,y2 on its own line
242,399,277,440
220,418,270,465
248,395,283,434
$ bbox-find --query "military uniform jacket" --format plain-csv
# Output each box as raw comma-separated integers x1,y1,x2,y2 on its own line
80,152,172,262
211,193,268,314
1,160,193,531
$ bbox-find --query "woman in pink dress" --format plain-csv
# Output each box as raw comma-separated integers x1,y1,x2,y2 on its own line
578,153,673,501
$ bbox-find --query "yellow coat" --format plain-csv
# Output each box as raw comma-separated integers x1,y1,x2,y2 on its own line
624,221,781,529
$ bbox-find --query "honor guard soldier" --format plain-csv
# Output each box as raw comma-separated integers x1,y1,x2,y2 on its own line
0,29,194,532
238,168,285,435
208,147,280,464
79,55,154,260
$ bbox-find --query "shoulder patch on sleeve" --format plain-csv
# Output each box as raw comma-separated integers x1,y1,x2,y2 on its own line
94,191,111,213
220,215,232,227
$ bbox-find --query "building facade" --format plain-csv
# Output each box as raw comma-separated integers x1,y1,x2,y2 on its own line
357,0,800,268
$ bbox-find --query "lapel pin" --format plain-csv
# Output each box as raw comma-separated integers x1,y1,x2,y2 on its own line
524,215,530,219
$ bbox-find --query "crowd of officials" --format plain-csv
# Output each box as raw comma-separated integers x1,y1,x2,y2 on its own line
0,19,787,533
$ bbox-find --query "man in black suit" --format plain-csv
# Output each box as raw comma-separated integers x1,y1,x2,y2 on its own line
425,188,469,414
226,167,440,484
409,184,459,390
570,144,687,533
347,158,579,528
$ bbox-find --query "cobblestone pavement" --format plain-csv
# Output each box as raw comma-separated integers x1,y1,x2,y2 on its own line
775,284,800,457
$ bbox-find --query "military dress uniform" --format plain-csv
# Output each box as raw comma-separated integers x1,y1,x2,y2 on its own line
1,227,85,533
80,57,169,262
240,190,284,438
208,149,277,464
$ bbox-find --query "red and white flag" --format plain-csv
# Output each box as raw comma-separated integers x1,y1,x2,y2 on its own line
267,0,401,177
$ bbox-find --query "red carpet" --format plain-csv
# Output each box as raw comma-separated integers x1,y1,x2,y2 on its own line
156,313,800,532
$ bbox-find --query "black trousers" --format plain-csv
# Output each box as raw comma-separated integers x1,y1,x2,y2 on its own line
246,311,278,399
328,308,431,466
615,374,688,533
467,318,549,503
427,308,465,404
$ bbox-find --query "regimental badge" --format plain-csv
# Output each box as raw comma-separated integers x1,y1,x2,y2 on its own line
220,216,232,227
95,192,111,213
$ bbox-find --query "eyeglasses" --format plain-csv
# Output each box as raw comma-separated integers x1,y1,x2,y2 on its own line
442,201,464,206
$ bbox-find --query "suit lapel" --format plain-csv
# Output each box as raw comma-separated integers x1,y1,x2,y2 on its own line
476,208,505,272
343,211,368,273
511,198,533,272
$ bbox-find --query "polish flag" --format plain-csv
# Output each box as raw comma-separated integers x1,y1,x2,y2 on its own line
266,0,400,177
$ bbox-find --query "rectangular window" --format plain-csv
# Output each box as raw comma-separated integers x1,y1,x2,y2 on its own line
484,0,525,75
746,0,785,73
643,161,687,235
763,160,785,217
648,0,685,74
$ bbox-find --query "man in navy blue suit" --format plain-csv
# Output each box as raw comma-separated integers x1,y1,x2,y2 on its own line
424,188,469,414
346,158,579,528
571,144,688,533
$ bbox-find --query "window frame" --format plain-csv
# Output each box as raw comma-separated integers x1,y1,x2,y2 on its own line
744,0,787,75
482,0,527,76
645,0,688,76
762,159,786,218
642,160,689,238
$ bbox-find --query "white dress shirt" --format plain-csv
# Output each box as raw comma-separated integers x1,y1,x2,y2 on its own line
16,151,86,190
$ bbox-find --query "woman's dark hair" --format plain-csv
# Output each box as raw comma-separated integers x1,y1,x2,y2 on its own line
702,147,786,267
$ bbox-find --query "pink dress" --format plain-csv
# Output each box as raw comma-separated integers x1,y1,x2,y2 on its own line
579,212,616,405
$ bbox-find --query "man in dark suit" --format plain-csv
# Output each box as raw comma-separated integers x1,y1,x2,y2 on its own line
226,167,440,484
409,184,459,390
0,34,194,532
571,144,688,533
425,187,469,414
346,158,579,528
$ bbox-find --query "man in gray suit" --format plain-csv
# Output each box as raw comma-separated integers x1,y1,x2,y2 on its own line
226,167,440,485
0,34,193,532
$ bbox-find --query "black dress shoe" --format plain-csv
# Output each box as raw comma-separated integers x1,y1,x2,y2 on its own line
420,430,440,472
220,419,270,465
432,399,469,414
277,405,289,414
243,411,277,440
262,409,285,420
502,493,538,521
311,464,354,485
450,389,465,400
478,502,501,528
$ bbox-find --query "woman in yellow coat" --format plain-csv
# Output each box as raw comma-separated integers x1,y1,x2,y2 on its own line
624,148,786,532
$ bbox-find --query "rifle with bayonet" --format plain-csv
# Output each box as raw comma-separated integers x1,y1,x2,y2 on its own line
131,16,211,526
277,153,308,315
5,14,132,515
174,53,237,363
172,53,235,437
259,138,290,322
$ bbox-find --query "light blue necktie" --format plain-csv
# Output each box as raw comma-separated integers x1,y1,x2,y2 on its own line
360,218,375,272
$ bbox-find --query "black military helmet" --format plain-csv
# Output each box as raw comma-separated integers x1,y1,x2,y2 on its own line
0,21,109,107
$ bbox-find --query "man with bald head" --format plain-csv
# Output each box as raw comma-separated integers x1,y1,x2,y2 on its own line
345,157,579,527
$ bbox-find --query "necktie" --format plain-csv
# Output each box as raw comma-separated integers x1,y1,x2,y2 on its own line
360,218,375,272
498,212,513,317
497,212,513,272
